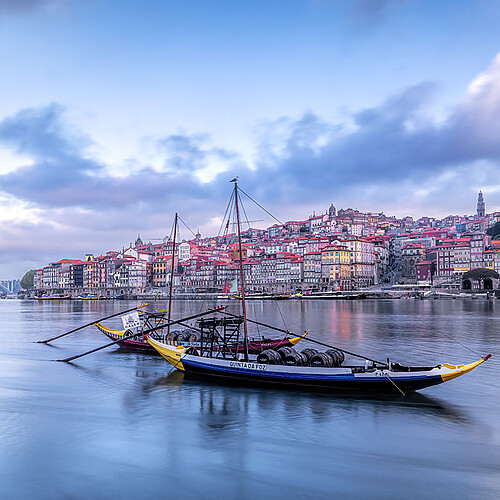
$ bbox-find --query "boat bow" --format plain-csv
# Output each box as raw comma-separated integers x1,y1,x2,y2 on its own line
146,335,186,371
439,355,491,382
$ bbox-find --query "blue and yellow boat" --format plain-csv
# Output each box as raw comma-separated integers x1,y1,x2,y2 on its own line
146,333,490,394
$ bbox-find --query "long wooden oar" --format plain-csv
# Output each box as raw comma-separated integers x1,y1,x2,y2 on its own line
58,306,225,363
38,304,149,344
220,310,385,365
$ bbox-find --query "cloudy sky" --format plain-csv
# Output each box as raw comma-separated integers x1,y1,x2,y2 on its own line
1,0,500,279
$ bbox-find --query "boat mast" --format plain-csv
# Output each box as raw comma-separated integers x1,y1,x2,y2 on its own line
167,212,178,337
232,179,249,361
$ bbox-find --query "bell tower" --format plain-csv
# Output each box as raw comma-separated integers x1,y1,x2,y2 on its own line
477,191,485,218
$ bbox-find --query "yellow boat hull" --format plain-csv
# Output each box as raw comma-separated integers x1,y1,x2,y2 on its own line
146,335,186,371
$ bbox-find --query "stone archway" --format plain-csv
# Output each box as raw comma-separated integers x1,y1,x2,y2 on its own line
462,279,472,290
483,278,493,290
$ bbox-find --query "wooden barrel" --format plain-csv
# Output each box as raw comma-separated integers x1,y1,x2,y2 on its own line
185,331,200,342
257,349,283,364
175,331,190,341
326,348,345,366
284,351,308,366
165,329,179,342
310,352,334,367
277,346,295,361
300,348,319,361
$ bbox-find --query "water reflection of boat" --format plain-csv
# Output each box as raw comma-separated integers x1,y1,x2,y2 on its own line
142,371,472,426
146,181,491,395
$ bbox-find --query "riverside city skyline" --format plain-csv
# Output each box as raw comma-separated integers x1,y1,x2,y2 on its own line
25,191,500,296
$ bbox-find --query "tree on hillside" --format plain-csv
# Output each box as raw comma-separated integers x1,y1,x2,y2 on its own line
486,221,500,238
463,268,499,280
20,270,35,290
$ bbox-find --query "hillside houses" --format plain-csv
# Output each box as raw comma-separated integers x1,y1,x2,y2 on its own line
31,193,500,295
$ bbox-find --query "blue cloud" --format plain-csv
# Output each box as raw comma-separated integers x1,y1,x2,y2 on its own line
1,58,500,218
0,104,248,212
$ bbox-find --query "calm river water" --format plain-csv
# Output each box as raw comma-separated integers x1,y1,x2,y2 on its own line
1,298,499,499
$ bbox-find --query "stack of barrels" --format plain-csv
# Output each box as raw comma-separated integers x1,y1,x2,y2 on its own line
257,346,345,367
163,329,200,342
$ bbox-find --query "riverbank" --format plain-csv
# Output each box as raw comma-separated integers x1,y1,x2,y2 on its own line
135,289,500,301
13,288,500,301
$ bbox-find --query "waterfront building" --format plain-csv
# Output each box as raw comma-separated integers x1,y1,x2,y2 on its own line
83,258,98,288
401,243,425,281
242,259,262,291
483,249,494,270
214,261,238,291
303,252,322,288
41,259,82,290
193,259,215,291
416,261,433,284
436,240,456,280
58,270,70,289
468,233,491,269
332,237,375,288
153,256,171,287
321,245,351,290
489,244,500,274
42,265,58,290
261,253,278,285
275,252,302,285
127,259,149,291
33,269,44,290
452,241,471,275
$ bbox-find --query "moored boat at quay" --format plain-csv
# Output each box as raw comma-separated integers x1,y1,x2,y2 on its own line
36,294,72,300
301,292,365,300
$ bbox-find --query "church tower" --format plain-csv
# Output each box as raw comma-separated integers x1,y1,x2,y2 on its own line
328,203,336,220
477,191,485,218
134,234,143,248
